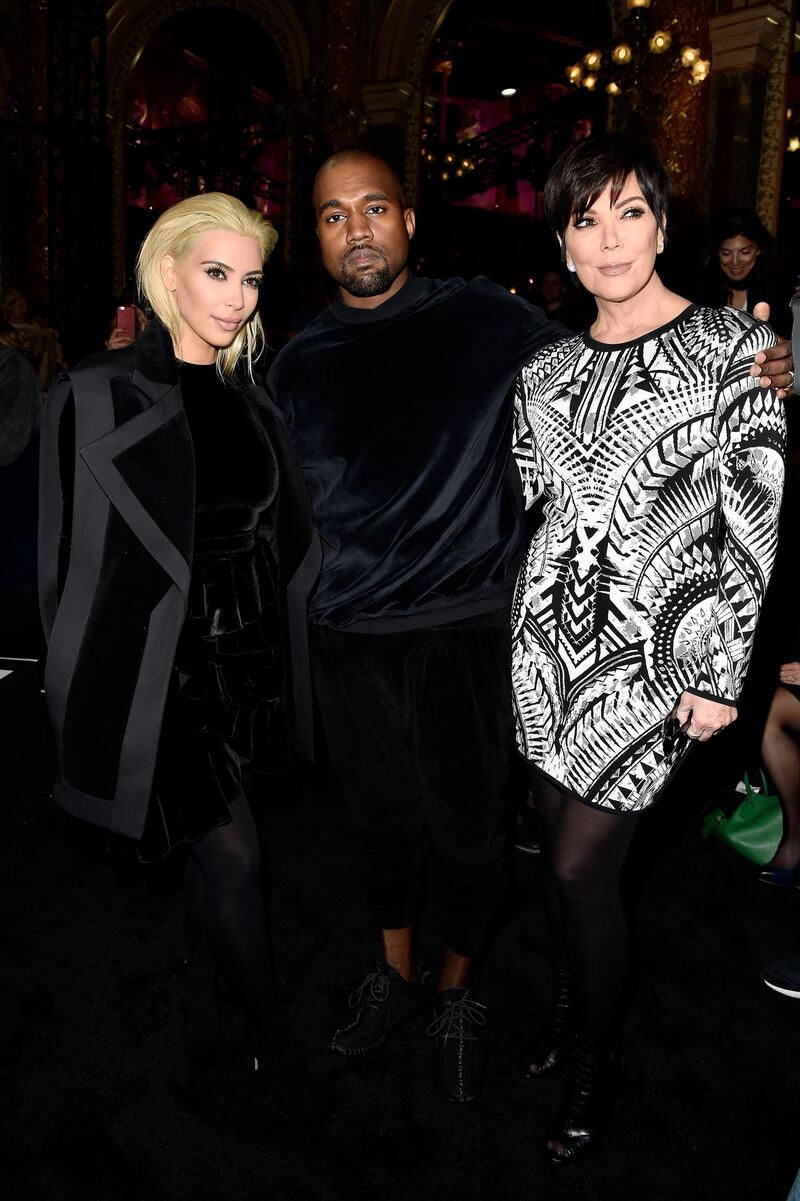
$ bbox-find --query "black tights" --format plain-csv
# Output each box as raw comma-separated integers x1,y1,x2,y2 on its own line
532,775,642,1050
181,793,293,1055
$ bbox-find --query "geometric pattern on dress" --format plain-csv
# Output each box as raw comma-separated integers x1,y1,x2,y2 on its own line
512,305,786,812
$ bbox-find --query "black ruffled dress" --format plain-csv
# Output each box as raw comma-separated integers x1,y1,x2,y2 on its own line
137,361,284,862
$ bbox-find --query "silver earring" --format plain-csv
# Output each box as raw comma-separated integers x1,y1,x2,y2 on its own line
566,261,577,273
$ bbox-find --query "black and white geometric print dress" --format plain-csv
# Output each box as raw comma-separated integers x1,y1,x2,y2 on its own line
511,304,786,812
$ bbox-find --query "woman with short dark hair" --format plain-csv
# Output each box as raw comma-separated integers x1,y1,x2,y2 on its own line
512,134,786,1162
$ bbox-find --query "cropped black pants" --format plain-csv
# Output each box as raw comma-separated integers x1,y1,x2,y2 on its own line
312,611,513,957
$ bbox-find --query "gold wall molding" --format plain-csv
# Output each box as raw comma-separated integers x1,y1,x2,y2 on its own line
755,1,792,232
371,0,454,203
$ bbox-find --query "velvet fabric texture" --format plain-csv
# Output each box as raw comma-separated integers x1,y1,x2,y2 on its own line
38,320,317,842
136,362,284,862
268,275,564,630
311,611,513,956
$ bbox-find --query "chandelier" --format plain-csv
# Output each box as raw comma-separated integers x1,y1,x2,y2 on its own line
565,0,710,100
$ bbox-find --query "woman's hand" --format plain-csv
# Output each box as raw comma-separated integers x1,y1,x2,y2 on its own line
674,692,737,742
105,327,135,351
779,662,800,686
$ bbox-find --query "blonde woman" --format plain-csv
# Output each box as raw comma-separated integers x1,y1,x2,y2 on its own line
39,194,321,1117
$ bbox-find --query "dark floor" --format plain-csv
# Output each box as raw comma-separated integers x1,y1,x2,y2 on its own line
1,738,799,1201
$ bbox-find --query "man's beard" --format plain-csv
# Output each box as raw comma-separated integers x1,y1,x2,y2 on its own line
340,247,395,298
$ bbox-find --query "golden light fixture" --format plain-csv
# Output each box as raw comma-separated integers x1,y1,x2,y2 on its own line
788,136,800,153
627,0,651,8
563,11,708,101
690,57,710,83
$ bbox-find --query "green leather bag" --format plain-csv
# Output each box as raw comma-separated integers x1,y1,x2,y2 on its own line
702,771,783,865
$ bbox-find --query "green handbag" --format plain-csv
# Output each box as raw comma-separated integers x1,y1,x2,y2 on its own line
701,770,783,865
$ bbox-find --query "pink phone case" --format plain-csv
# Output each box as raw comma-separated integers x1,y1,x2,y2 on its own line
116,306,136,338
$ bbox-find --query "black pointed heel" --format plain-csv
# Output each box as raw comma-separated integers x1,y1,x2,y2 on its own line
520,972,574,1079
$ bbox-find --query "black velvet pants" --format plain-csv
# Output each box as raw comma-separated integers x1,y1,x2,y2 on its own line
311,611,512,957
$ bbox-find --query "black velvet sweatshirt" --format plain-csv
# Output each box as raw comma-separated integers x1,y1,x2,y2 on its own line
267,274,566,630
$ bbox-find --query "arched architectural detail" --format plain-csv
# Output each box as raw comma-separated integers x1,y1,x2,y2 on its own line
371,0,454,201
371,0,615,203
106,0,311,288
106,0,309,94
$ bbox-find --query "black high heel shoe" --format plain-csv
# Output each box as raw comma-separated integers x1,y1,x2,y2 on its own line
520,972,574,1078
542,1045,623,1164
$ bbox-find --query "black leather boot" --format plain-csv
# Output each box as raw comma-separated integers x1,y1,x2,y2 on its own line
519,972,574,1078
542,1044,623,1164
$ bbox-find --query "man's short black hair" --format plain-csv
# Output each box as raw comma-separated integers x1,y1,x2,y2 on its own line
313,148,407,208
544,134,670,247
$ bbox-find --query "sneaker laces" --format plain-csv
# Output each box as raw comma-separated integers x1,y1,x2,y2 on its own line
348,965,391,1010
426,994,487,1039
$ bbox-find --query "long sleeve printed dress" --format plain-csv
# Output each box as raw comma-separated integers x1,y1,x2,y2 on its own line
512,305,786,812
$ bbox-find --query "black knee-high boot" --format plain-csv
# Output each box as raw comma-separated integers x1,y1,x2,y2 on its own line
543,1044,624,1163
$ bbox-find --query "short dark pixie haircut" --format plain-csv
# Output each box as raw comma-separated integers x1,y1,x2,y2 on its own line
544,134,670,251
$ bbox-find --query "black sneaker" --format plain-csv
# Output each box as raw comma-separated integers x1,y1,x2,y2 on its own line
764,955,800,998
330,961,429,1056
427,987,487,1102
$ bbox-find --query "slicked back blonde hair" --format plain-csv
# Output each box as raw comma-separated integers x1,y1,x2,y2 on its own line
135,192,278,378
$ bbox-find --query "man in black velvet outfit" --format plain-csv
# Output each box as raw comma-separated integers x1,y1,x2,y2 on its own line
267,149,793,1103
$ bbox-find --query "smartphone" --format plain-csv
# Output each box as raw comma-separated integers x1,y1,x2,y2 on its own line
116,305,136,339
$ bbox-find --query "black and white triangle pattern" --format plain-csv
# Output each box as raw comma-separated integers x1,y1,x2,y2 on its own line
511,305,786,812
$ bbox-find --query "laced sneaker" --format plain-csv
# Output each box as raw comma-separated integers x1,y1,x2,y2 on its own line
330,961,429,1056
427,986,487,1102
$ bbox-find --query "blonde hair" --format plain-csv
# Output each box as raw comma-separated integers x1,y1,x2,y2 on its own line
135,193,278,378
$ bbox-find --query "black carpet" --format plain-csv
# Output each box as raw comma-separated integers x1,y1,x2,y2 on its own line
2,745,799,1201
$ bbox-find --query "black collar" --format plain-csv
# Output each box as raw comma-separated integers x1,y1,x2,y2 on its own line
132,318,180,385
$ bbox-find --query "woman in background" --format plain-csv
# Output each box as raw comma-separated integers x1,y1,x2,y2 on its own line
699,206,782,326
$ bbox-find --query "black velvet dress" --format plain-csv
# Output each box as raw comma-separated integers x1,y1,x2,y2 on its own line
137,361,283,861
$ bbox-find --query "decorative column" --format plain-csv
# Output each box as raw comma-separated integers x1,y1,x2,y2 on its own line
28,0,49,310
607,0,712,202
646,0,711,202
361,80,414,190
318,0,369,153
708,1,792,231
